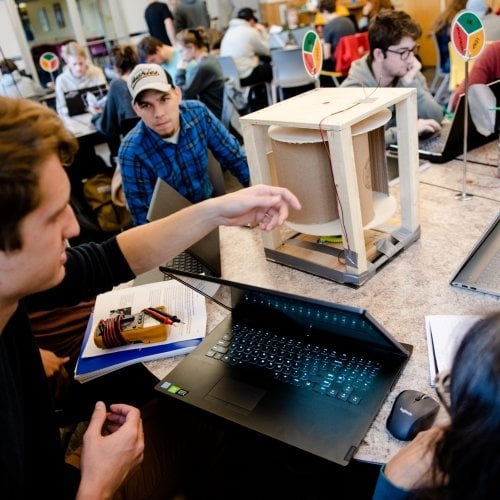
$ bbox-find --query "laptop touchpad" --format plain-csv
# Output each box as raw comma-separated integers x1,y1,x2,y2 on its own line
204,377,266,414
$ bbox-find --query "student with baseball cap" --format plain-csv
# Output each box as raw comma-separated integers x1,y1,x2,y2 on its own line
118,63,250,225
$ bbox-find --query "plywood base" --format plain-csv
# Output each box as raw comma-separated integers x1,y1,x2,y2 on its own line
265,224,420,286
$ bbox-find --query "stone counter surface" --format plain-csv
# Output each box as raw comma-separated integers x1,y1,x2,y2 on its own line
147,142,499,464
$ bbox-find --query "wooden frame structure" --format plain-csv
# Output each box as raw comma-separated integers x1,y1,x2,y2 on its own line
240,87,420,286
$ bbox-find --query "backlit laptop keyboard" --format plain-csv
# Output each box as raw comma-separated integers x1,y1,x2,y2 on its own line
205,323,382,405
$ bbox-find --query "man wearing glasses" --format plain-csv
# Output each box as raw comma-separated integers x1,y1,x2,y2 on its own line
341,10,443,146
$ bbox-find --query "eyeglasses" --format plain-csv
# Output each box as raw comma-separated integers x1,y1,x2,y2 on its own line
435,370,451,415
385,44,420,61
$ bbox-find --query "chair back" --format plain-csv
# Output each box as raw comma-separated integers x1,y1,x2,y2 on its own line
289,27,310,47
334,32,370,76
270,48,315,101
217,56,243,91
218,55,273,108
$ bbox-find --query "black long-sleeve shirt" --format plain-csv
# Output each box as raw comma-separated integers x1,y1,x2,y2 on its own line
0,238,134,499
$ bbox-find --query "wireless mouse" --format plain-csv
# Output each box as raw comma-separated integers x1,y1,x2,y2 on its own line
386,389,440,441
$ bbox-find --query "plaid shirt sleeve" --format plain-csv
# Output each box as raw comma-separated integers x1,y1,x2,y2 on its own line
181,101,250,188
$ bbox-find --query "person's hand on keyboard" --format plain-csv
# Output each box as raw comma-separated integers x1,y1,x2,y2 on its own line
417,119,442,139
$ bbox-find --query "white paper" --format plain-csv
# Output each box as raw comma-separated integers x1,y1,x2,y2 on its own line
82,280,206,359
425,315,483,386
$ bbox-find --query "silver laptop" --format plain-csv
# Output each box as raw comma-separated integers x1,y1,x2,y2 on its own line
289,27,310,47
450,212,500,297
269,30,289,49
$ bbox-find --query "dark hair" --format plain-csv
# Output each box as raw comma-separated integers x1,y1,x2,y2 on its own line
368,10,422,53
111,44,138,75
176,27,210,50
137,36,163,61
415,312,500,499
237,7,258,22
0,97,77,251
364,0,394,19
0,59,18,75
318,0,337,14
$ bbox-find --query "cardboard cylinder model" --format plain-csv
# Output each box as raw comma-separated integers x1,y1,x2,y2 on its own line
268,108,391,236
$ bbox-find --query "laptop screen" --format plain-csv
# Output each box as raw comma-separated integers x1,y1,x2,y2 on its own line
64,84,107,116
147,178,221,277
164,269,411,356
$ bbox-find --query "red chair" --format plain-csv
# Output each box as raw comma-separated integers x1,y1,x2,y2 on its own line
334,32,370,76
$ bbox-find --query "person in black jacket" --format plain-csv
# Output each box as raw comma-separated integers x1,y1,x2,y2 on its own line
144,0,176,46
0,96,300,499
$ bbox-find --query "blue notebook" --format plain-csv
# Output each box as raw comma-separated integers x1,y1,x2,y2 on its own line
74,314,202,382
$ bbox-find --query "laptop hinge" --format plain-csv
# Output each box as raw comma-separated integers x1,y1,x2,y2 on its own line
343,445,357,463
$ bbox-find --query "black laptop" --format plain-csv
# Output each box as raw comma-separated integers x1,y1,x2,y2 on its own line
389,79,499,163
64,84,107,116
450,211,500,298
133,177,221,286
155,270,412,466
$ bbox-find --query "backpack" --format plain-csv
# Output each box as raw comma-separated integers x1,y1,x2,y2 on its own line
82,172,132,233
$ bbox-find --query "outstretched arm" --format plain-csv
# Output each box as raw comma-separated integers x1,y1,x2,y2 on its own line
116,184,301,276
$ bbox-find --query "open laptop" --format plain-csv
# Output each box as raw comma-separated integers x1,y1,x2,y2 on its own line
289,26,310,47
389,79,499,163
133,177,221,286
450,212,500,297
269,30,290,50
64,84,107,116
155,269,412,466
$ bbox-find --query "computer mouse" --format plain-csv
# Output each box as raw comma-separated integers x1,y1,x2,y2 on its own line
386,390,440,441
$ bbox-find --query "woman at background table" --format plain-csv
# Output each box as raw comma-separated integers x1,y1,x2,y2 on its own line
357,0,394,31
449,40,500,112
0,58,46,99
55,41,107,116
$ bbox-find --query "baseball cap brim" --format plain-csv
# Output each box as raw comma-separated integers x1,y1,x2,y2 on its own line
132,82,172,103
